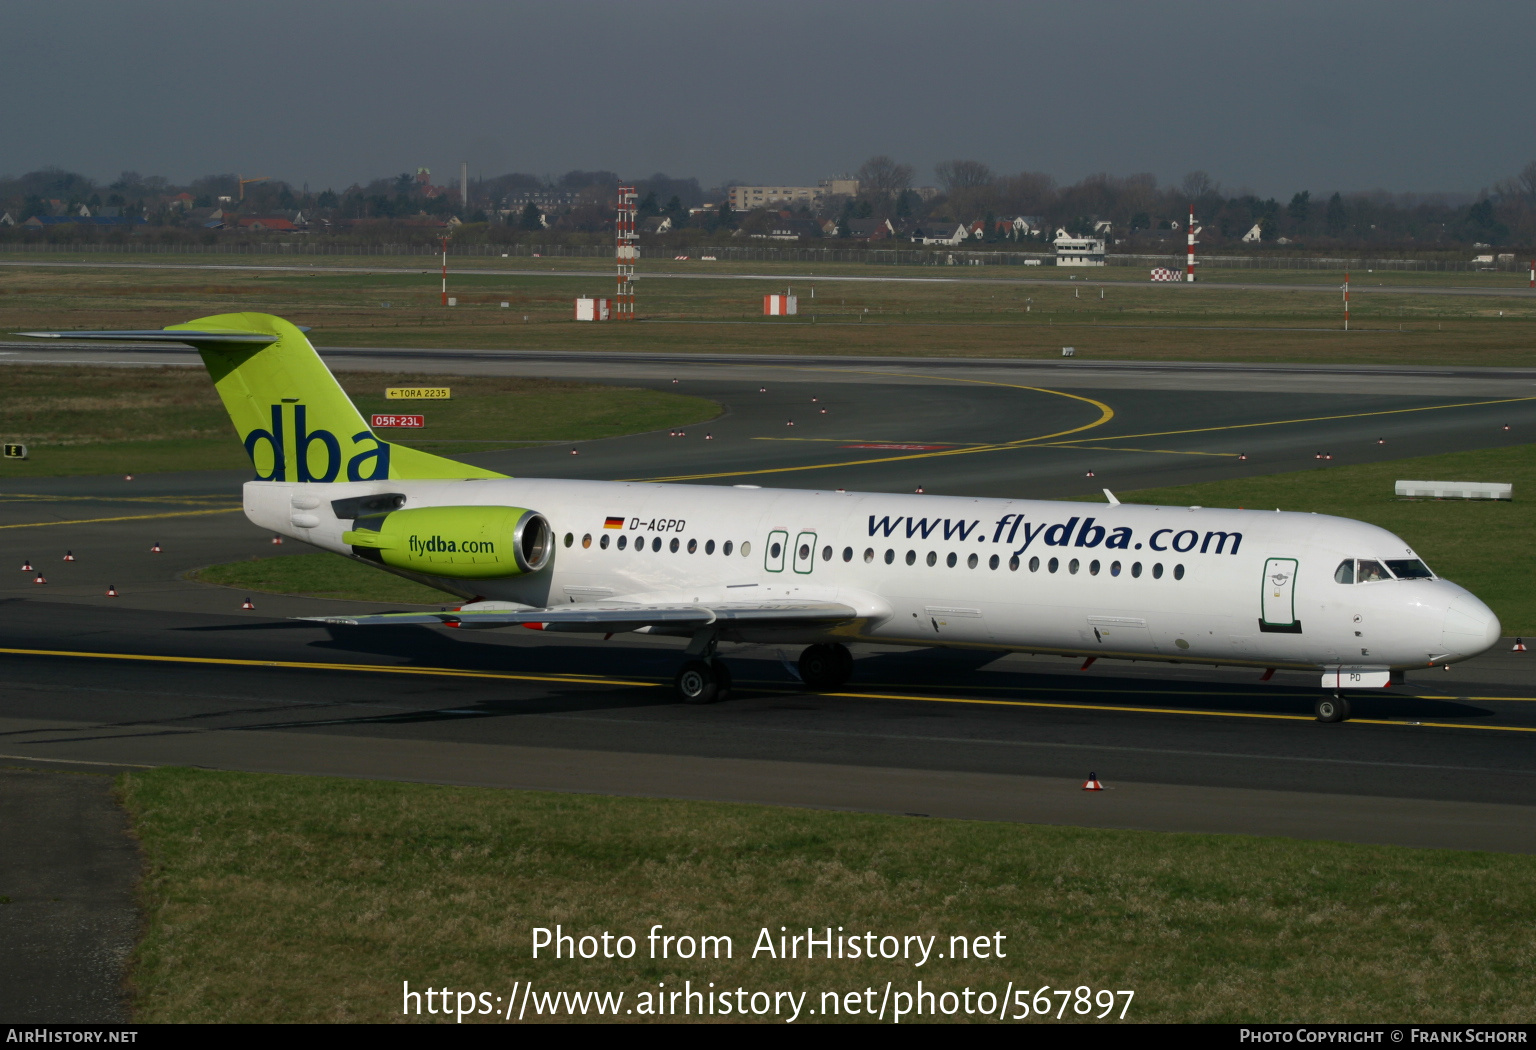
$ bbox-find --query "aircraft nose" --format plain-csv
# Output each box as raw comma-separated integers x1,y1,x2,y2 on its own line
1442,592,1500,658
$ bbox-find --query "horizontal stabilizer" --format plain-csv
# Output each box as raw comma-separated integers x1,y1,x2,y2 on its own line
16,329,287,344
302,599,859,632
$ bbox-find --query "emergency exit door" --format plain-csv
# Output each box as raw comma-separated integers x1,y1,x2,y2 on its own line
1260,557,1302,633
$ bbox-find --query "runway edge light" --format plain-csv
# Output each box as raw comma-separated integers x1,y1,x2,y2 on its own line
1514,638,1527,652
1083,772,1104,792
105,585,117,597
241,597,255,610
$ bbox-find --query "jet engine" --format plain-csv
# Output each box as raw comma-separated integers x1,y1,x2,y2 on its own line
342,505,551,579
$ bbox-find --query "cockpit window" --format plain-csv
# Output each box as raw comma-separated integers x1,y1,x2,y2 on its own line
1356,560,1392,583
1334,559,1354,584
1385,558,1434,579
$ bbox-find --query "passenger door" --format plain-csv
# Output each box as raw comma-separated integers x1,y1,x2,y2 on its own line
1260,557,1302,633
764,529,788,573
792,531,817,574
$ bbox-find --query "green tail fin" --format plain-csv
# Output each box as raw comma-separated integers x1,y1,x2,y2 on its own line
166,312,505,482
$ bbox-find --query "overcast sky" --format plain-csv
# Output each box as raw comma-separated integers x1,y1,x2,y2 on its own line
4,0,1529,198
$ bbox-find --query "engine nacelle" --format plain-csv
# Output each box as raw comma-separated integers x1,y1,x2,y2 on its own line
342,505,551,579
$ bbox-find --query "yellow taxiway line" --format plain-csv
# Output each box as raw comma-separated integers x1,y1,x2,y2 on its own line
3,646,1535,733
0,506,241,530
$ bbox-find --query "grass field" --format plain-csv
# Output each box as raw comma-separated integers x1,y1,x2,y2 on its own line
5,255,1536,366
118,766,1536,1023
192,552,446,605
195,443,1536,632
0,366,718,477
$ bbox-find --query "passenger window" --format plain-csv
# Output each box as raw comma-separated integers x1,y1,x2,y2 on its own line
1029,556,1039,572
1048,557,1059,573
1068,559,1079,574
1089,559,1100,576
1174,564,1185,580
770,541,783,559
652,537,662,552
740,541,750,556
582,534,592,549
885,549,894,564
946,552,957,568
670,538,680,553
906,550,916,565
823,546,834,562
563,533,573,548
863,548,874,563
1152,562,1163,579
842,547,852,562
1110,561,1120,577
705,539,715,554
723,540,733,556
926,551,937,567
1009,556,1020,571
617,535,627,550
1356,559,1390,583
600,534,610,549
967,553,978,569
687,538,697,554
989,554,999,570
1335,560,1354,584
1131,561,1141,578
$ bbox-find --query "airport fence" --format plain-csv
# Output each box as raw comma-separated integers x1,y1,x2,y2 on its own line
1,239,1527,272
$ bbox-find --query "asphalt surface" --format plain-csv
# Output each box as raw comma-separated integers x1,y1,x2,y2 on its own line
3,349,1536,863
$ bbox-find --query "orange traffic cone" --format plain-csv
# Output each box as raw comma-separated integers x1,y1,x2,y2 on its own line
150,542,162,553
271,535,283,545
62,550,74,562
241,597,255,610
1082,772,1104,791
105,585,118,597
1514,638,1527,652
33,573,46,585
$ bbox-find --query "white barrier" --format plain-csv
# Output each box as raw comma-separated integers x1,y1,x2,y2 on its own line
1395,480,1512,500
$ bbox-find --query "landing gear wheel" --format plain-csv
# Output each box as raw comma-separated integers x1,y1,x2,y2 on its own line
675,659,723,704
799,643,852,692
1315,695,1351,723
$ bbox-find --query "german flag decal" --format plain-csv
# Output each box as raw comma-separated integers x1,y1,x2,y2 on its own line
603,516,625,530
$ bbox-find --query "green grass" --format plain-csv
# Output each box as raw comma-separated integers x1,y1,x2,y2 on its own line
192,552,447,604
0,366,719,477
118,766,1536,1023
1104,444,1536,634
6,257,1536,366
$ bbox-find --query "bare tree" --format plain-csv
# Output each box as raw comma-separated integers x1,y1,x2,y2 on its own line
935,159,994,193
855,155,914,205
1517,161,1536,201
1181,170,1219,200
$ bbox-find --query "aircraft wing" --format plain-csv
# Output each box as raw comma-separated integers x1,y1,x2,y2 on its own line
300,599,859,632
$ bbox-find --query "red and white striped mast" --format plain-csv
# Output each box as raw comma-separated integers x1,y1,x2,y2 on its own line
1344,270,1350,331
1185,204,1197,282
615,185,638,320
440,236,449,306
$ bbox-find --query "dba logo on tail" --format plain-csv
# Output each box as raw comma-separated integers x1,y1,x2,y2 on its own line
244,403,391,482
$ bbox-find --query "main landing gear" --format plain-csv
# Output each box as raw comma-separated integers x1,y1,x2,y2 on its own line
675,658,733,704
1314,693,1352,723
798,643,853,692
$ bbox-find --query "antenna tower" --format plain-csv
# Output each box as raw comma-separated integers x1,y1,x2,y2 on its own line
616,185,637,320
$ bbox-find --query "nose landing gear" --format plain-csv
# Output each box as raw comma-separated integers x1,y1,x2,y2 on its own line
798,643,854,692
1315,693,1352,723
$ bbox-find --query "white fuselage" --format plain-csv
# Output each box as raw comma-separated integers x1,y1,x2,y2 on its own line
246,478,1501,674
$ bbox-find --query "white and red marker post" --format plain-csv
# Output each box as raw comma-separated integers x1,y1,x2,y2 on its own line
1185,205,1196,282
1529,260,1533,289
440,236,449,307
1344,270,1350,331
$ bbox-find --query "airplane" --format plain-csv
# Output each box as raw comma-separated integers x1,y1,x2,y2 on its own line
21,312,1501,722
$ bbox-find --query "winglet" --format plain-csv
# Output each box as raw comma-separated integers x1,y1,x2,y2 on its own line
1103,488,1120,505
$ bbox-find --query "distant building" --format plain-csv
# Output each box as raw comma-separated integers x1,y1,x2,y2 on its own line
641,216,673,234
237,217,298,232
1054,231,1105,266
1241,223,1263,243
22,215,145,228
914,221,967,246
728,185,822,210
818,177,860,197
